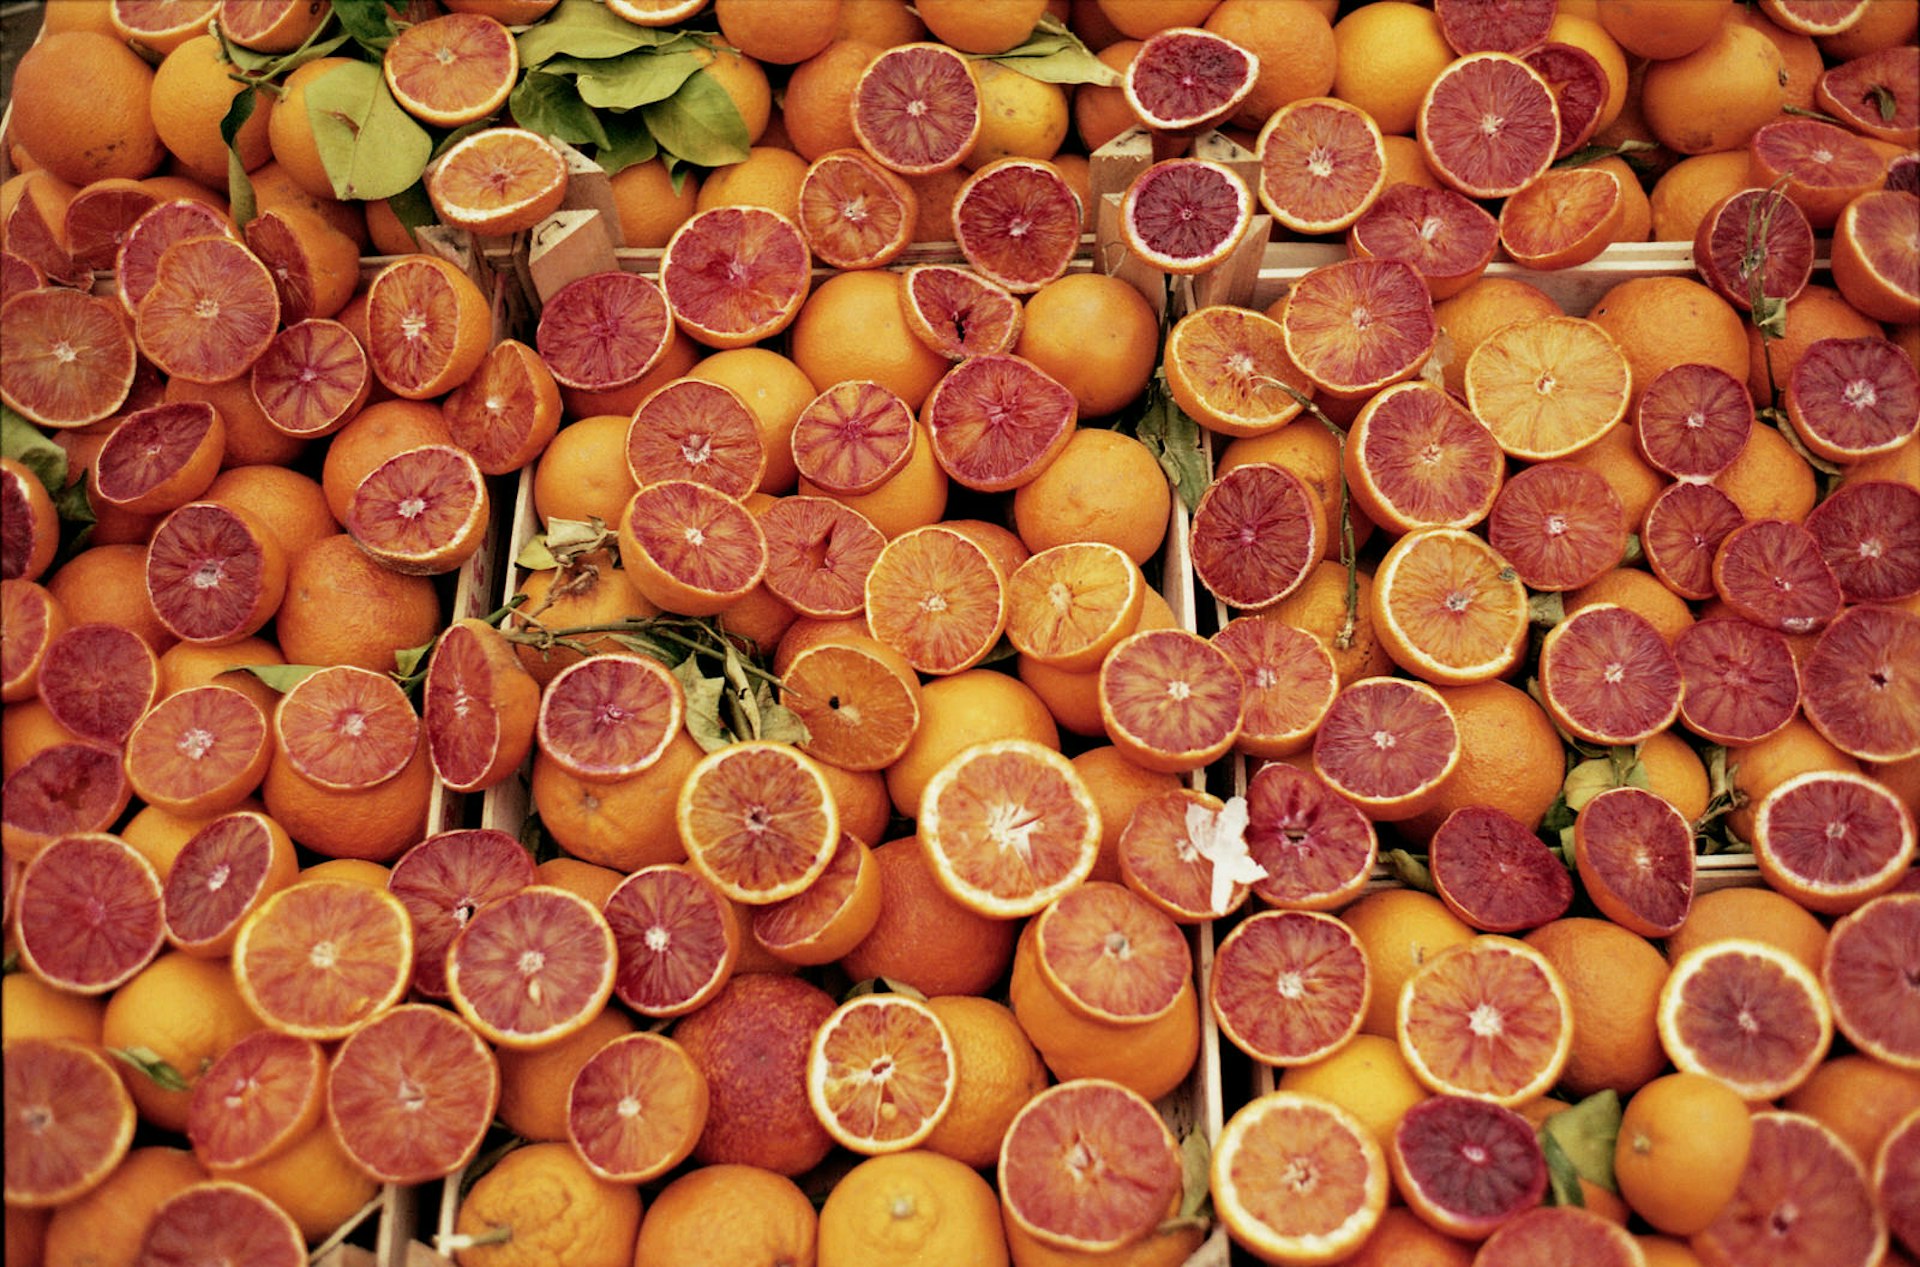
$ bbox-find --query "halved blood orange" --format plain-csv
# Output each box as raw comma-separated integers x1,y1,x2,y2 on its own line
1831,189,1920,324
1523,40,1609,157
1212,615,1337,758
442,338,561,476
348,441,491,576
1,745,133,865
604,863,738,1017
423,618,540,795
1538,604,1683,746
91,400,223,516
124,684,271,818
1281,258,1437,400
1313,677,1460,822
1189,461,1321,612
1000,1078,1183,1254
1099,628,1246,775
383,12,517,127
1212,909,1369,1067
328,1002,499,1183
1,467,59,587
134,236,278,384
616,480,769,618
1428,805,1572,933
1749,118,1886,230
15,833,163,995
1573,784,1695,937
567,1032,708,1182
218,0,329,51
1345,382,1503,534
1634,363,1753,482
806,993,956,1155
3,1038,136,1208
62,177,157,272
1696,1110,1888,1267
918,739,1099,918
186,1029,325,1172
851,43,982,177
950,159,1082,295
759,495,886,619
1816,45,1919,146
1785,336,1920,465
136,1181,305,1267
364,254,491,400
1658,939,1833,1100
1254,97,1386,236
1,580,66,701
676,742,840,905
1388,1093,1547,1239
1486,461,1624,592
1006,542,1144,673
1673,617,1801,747
243,205,357,324
1712,519,1844,636
536,653,685,783
1475,1206,1643,1267
863,523,1008,675
1397,936,1572,1105
1801,603,1920,762
1418,52,1560,200
660,206,811,350
1243,761,1377,912
534,271,672,394
1346,185,1499,301
790,380,917,496
1464,316,1631,461
0,286,138,428
752,832,881,965
114,199,235,317
1435,0,1556,53
1880,1108,1920,1256
1693,188,1815,315
901,265,1023,362
1805,480,1920,604
1755,772,1916,916
3,178,86,292
232,880,414,1040
38,621,159,748
779,635,921,773
1211,1090,1387,1266
1163,304,1313,437
1034,881,1191,1027
1121,158,1254,274
273,664,419,793
250,318,371,440
1123,26,1258,133
1117,787,1257,924
1759,0,1871,34
426,127,568,237
1824,893,1920,1070
1644,480,1746,602
445,885,617,1050
796,148,917,271
385,828,535,1001
1371,526,1529,686
626,378,766,499
1496,165,1623,271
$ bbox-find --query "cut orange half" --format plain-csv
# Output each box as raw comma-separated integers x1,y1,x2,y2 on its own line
1657,939,1833,1101
1396,936,1572,1106
1464,316,1631,461
806,993,956,1155
675,742,840,905
1371,527,1530,686
918,738,1100,919
1212,1091,1388,1266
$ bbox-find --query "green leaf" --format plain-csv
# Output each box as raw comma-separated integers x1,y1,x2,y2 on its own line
1174,1127,1213,1224
1,405,69,496
242,663,328,694
1542,1090,1621,1193
987,17,1120,86
1552,138,1657,170
1539,791,1576,835
673,657,731,752
329,0,396,52
1528,591,1566,627
1133,386,1207,512
516,533,559,572
1870,82,1898,123
1382,848,1434,892
393,634,438,683
1561,757,1619,813
51,475,95,528
510,70,612,149
752,688,809,746
516,0,683,64
1619,533,1643,567
109,1046,192,1093
220,21,352,76
379,181,437,250
304,59,434,200
220,88,261,227
1542,1127,1586,1207
570,50,702,109
642,69,751,169
596,112,661,175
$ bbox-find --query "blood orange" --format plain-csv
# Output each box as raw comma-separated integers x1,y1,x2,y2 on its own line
1190,461,1321,612
15,833,164,995
900,265,1023,362
1211,615,1337,758
1428,805,1572,933
1280,258,1437,399
1121,158,1254,274
1634,363,1754,482
1099,628,1245,775
1657,940,1832,1100
3,1038,136,1207
1643,480,1746,601
1,465,59,586
1346,383,1503,535
328,1002,498,1183
1538,603,1683,746
425,126,568,237
165,811,297,958
1573,785,1695,938
751,832,881,965
759,496,885,619
1435,0,1556,53
660,206,810,349
1122,26,1258,133
1212,909,1369,1067
1785,336,1920,465
185,1029,324,1172
1805,480,1920,604
273,664,419,792
1,744,132,864
1371,526,1529,686
1345,185,1499,301
1693,188,1815,315
677,742,839,905
134,235,278,384
1831,189,1920,324
423,618,539,795
346,443,490,576
1801,603,1920,762
1672,618,1800,746
1464,316,1631,461
1243,761,1378,913
441,338,560,476
1,579,65,701
1486,461,1624,592
124,684,271,818
231,880,414,1040
1006,542,1144,674
1253,98,1386,236
1033,880,1191,1028
603,863,738,1017
850,43,982,177
243,205,356,325
1816,45,1920,146
113,199,235,317
950,159,1082,294
567,1031,708,1182
534,271,672,394
1755,771,1916,915
1397,936,1572,1105
625,377,765,499
1313,677,1460,822
1522,41,1608,157
1824,893,1920,1070
919,739,1099,918
91,400,223,516
1117,787,1257,923
863,524,1007,675
1880,1108,1920,1256
999,1078,1182,1254
1475,1206,1643,1267
1497,166,1624,271
806,992,956,1155
445,885,617,1050
790,380,917,497
796,148,917,271
536,652,686,783
1211,1091,1388,1266
616,480,769,618
779,635,922,772
1417,52,1560,199
37,621,158,748
136,1180,305,1267
363,254,490,400
1693,1111,1887,1267
1712,518,1844,635
61,178,156,272
249,318,371,440
1749,118,1885,229
0,286,137,428
1387,1093,1547,1239
382,11,517,127
385,828,535,1001
1163,304,1313,437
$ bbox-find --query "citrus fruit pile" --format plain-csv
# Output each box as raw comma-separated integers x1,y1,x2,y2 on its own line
3,1,1919,1266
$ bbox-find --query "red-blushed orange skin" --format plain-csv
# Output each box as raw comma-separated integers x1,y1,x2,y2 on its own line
841,838,1018,997
671,972,837,1177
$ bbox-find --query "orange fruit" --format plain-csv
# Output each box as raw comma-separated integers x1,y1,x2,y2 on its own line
1011,426,1170,565
807,993,958,1154
319,397,451,523
8,32,165,186
530,414,638,530
608,158,699,248
1559,423,1667,536
1588,276,1750,413
919,0,1048,52
968,58,1070,167
783,41,878,162
715,0,840,62
1071,745,1182,885
819,1149,1010,1267
203,465,337,567
1598,0,1733,59
2,1037,136,1208
634,1164,818,1267
1211,1090,1388,1266
1429,275,1562,400
425,127,569,237
1783,1053,1920,1166
1665,885,1829,978
273,532,441,673
1331,1,1454,137
1708,421,1816,524
689,347,819,494
164,373,304,471
690,44,772,143
1371,527,1529,686
1639,20,1785,155
1337,1207,1473,1267
1399,679,1565,841
673,972,838,1176
1276,1032,1429,1156
504,553,660,687
1657,939,1834,1101
1740,283,1883,407
1614,1072,1754,1236
1465,316,1632,460
1819,0,1919,55
1725,715,1859,842
531,729,702,872
99,950,261,1133
841,837,1019,997
696,146,809,223
150,35,275,189
260,738,433,862
1397,937,1574,1106
1014,273,1158,419
1,972,105,1046
1648,151,1755,243
1545,12,1631,132
1566,568,1694,644
1733,6,1824,112
452,1141,641,1267
921,995,1049,1170
231,879,413,1039
790,269,949,411
1206,0,1335,126
1831,190,1920,325
1525,918,1670,1097
494,1006,636,1143
1073,40,1144,153
383,11,518,128
42,1146,205,1267
363,253,491,400
885,662,1057,809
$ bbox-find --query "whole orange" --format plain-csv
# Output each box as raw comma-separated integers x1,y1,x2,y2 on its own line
1011,427,1170,564
672,973,837,1176
922,995,1050,1169
633,1164,818,1267
1016,273,1158,419
100,951,262,1133
452,1142,640,1267
274,533,441,672
1588,276,1750,412
43,1147,205,1267
151,36,276,189
1525,918,1670,1097
1340,888,1474,1037
790,270,948,410
1613,1072,1753,1236
8,32,165,185
819,1150,1010,1267
781,41,877,162
841,838,1019,996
